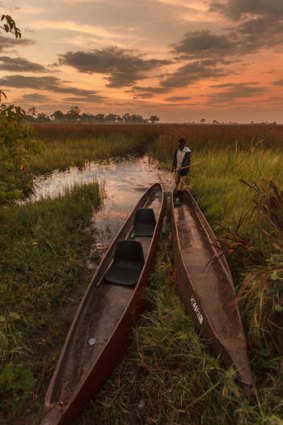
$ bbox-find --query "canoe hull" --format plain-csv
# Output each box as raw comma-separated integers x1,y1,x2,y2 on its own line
171,190,255,393
43,276,148,425
41,184,165,425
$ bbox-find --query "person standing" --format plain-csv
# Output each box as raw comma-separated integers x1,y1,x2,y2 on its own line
172,138,191,202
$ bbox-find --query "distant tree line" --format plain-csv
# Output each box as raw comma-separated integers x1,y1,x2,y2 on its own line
23,107,279,125
24,106,160,124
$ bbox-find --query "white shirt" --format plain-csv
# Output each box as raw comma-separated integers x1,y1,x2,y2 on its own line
176,146,190,168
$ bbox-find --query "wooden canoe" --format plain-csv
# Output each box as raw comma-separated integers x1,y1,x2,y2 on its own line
41,183,165,425
171,190,255,394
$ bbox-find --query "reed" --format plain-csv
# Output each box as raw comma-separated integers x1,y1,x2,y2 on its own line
31,123,283,174
31,123,159,174
234,182,283,353
151,129,283,232
151,124,283,153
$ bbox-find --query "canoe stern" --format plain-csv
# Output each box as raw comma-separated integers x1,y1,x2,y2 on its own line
40,406,63,425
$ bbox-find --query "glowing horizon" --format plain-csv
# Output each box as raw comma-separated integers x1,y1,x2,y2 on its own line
1,0,283,122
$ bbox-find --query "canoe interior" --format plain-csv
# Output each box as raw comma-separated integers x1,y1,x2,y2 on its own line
48,185,163,407
172,190,255,390
174,192,240,338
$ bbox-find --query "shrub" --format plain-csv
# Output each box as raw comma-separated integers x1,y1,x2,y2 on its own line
0,105,40,204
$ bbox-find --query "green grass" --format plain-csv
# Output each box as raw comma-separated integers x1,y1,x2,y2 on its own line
31,122,283,174
76,234,283,425
147,129,282,423
152,124,283,153
1,124,282,424
0,182,101,424
152,132,283,234
31,123,159,174
189,150,282,233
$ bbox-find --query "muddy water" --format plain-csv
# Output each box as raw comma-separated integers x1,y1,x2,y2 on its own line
29,155,173,264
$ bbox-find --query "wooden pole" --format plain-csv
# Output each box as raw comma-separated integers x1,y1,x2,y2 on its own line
174,160,206,172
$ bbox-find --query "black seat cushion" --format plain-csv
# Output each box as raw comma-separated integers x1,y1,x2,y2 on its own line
132,208,156,237
104,240,145,286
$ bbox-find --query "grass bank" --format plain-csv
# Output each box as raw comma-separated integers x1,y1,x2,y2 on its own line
152,131,283,234
31,123,283,174
148,129,282,423
154,124,283,152
0,183,101,424
76,233,282,425
151,129,283,318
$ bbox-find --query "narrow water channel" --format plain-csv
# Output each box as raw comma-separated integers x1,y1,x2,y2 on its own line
29,155,173,264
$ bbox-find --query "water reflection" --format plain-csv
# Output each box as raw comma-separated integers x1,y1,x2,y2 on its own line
30,156,171,201
29,155,173,266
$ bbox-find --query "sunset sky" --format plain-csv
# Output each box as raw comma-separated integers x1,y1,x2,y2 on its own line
1,0,283,122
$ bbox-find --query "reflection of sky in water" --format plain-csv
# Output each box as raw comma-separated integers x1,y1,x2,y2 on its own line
30,155,171,201
29,156,173,266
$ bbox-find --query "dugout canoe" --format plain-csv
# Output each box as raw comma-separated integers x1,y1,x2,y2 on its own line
171,190,255,394
41,183,165,425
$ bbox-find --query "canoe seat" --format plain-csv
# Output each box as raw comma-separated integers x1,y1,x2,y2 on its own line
132,208,156,237
104,240,145,286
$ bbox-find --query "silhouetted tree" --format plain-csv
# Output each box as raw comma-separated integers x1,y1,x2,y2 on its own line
0,14,21,37
128,114,147,123
104,113,118,122
37,113,50,122
0,15,21,100
67,106,80,121
47,109,160,124
149,115,159,124
123,113,131,122
28,106,37,117
80,113,94,122
51,110,65,120
93,114,105,122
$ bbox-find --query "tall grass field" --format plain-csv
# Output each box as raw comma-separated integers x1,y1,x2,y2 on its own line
0,123,282,424
31,123,160,173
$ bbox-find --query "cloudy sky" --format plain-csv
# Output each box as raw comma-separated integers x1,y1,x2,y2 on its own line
1,0,283,122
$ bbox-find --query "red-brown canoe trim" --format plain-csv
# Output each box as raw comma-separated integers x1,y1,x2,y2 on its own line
171,190,256,395
41,183,165,425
